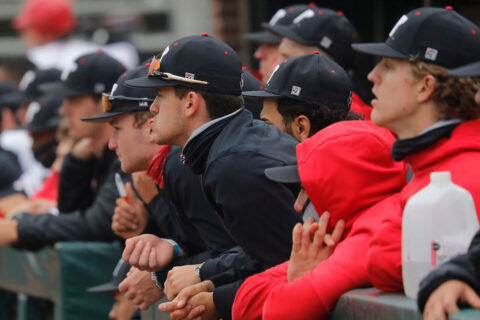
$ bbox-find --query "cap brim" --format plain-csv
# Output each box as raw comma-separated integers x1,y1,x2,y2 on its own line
125,76,175,89
263,24,309,46
0,92,29,107
39,82,88,97
244,30,281,44
28,115,64,132
449,61,480,77
87,282,117,293
351,43,408,59
242,89,282,99
265,165,300,184
82,111,128,123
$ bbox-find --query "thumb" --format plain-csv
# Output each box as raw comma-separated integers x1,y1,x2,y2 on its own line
125,182,137,203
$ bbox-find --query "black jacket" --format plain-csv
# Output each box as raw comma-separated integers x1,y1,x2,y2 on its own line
418,230,480,311
13,147,122,251
184,109,302,319
154,147,237,283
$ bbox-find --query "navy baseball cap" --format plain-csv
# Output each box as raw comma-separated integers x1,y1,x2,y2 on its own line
125,34,242,96
352,7,480,69
241,68,265,119
0,69,61,107
41,51,126,97
449,61,480,77
243,52,352,109
87,259,130,293
26,95,63,132
244,4,311,44
265,7,358,70
82,64,156,122
0,81,20,110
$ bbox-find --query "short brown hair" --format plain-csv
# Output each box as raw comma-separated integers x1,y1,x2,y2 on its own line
409,60,480,120
133,111,154,129
174,86,244,119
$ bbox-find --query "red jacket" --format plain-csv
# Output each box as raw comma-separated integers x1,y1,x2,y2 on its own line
351,92,372,121
232,121,407,320
367,120,480,292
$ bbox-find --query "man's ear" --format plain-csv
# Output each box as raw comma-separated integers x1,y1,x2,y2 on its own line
183,91,201,118
292,115,311,142
417,74,436,103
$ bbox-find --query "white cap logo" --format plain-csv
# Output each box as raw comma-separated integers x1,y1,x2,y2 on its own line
94,82,105,94
139,101,149,107
61,62,78,81
266,64,280,85
269,9,287,26
425,47,438,61
293,9,315,24
159,46,170,64
320,36,332,49
25,101,41,124
185,72,195,80
291,85,301,96
389,15,408,39
19,70,35,91
110,83,118,96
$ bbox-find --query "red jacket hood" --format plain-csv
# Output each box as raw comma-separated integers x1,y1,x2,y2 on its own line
296,121,407,231
406,120,480,173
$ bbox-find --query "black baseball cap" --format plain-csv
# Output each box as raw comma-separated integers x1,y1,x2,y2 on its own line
449,61,480,77
352,7,480,69
0,68,61,107
243,52,352,110
265,7,358,70
244,4,312,44
125,34,242,96
0,81,20,110
241,68,265,119
82,64,156,122
26,95,63,132
40,51,126,97
87,259,130,293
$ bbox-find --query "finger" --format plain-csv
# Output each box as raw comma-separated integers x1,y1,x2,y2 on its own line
158,301,179,313
186,305,206,320
302,218,314,248
138,242,152,269
176,284,205,309
317,211,330,240
122,238,136,261
325,219,345,247
128,240,145,266
126,182,137,204
170,307,191,320
291,223,302,253
463,286,480,308
149,247,158,270
118,278,128,293
443,299,460,314
132,295,143,306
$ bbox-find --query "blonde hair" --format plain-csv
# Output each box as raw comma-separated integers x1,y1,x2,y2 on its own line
409,59,480,120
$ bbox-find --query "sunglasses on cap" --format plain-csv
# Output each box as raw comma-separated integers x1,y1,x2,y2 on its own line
147,56,209,86
102,93,153,112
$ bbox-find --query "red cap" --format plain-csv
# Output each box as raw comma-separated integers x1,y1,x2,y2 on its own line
13,0,76,36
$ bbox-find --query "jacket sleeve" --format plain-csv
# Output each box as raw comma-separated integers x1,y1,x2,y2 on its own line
13,167,121,251
213,280,243,320
57,152,96,212
417,230,480,312
366,195,404,292
204,152,302,267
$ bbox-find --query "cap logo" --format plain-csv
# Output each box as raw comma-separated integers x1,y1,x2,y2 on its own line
185,72,195,80
139,101,149,107
19,70,35,91
291,85,301,96
389,15,408,39
266,64,280,85
61,62,78,81
159,46,170,65
240,74,244,89
94,82,105,94
110,83,118,96
25,101,41,124
425,47,438,61
320,36,332,49
293,9,315,24
269,9,287,25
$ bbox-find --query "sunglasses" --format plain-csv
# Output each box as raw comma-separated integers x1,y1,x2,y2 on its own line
147,56,209,86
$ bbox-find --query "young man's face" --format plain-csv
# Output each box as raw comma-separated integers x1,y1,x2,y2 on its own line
260,98,287,132
149,86,187,146
254,43,281,83
59,95,103,140
367,57,422,135
108,113,156,173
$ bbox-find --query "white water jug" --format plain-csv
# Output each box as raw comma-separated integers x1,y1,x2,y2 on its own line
402,171,478,299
